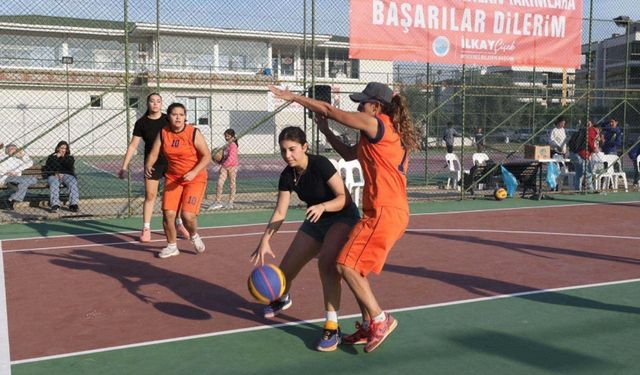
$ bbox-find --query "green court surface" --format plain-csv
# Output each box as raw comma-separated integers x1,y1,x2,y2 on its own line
12,281,640,375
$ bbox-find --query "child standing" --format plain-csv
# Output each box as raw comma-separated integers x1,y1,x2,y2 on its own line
209,129,239,210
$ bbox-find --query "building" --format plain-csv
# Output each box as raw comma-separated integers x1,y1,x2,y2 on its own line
0,15,393,156
579,19,640,108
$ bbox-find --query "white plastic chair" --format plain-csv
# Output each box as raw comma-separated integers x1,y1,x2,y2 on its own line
472,153,489,166
598,154,628,192
445,153,467,191
553,154,575,191
338,158,365,207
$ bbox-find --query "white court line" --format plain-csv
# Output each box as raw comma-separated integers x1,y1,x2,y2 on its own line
5,227,640,254
406,228,640,241
3,200,639,243
4,227,640,254
1,231,298,254
11,277,640,366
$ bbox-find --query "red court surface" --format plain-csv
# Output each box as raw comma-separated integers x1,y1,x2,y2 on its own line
3,203,639,360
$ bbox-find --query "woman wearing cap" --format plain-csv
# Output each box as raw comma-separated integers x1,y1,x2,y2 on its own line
269,82,419,353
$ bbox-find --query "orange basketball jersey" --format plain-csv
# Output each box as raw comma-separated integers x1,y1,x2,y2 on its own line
357,113,409,211
160,124,207,182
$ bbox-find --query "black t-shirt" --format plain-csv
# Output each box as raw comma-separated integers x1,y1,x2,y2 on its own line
132,114,169,162
278,154,340,213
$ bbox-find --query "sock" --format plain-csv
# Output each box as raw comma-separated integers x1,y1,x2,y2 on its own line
324,311,339,330
373,311,386,323
143,222,151,229
166,243,177,250
175,218,183,226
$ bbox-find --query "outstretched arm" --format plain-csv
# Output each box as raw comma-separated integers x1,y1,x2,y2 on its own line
269,85,379,139
315,115,357,161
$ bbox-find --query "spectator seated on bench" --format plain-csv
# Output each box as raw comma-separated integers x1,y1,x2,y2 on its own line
0,143,37,210
42,141,80,213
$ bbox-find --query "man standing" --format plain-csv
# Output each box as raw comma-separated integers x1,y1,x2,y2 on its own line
0,144,37,209
568,121,599,191
549,116,567,157
443,122,460,153
601,118,622,156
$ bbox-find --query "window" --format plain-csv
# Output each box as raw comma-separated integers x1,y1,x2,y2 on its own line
175,96,211,125
90,95,102,108
128,97,139,108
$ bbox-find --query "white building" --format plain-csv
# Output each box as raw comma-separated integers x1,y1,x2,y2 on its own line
0,15,393,156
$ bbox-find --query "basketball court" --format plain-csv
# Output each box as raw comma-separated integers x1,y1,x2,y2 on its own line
2,193,639,374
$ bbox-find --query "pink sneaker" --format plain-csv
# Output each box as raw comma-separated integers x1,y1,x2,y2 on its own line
176,224,190,239
342,321,369,345
364,313,397,353
139,228,151,243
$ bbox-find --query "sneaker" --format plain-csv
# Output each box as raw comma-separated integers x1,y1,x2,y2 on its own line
6,199,15,210
158,246,179,259
225,202,234,209
342,321,369,345
69,204,79,213
190,234,206,253
139,228,151,243
176,224,190,239
207,202,224,210
364,313,398,353
50,205,60,213
317,326,341,352
263,295,292,318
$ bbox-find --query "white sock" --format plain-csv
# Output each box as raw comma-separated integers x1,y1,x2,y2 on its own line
175,218,183,226
166,243,177,250
326,310,338,324
373,311,386,323
143,222,151,229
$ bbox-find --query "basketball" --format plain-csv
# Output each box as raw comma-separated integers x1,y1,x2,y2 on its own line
494,187,508,200
247,264,286,304
212,148,223,163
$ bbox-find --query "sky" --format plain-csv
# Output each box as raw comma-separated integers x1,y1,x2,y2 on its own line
1,0,638,40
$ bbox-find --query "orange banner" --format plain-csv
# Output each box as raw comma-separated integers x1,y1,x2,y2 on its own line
349,0,583,68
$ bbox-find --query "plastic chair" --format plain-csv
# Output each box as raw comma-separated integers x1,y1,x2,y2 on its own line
553,154,575,191
338,158,365,207
472,153,489,166
598,154,628,192
445,153,467,191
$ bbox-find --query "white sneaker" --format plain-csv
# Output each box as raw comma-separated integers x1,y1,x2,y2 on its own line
158,246,180,258
207,202,224,210
225,203,234,209
190,234,206,253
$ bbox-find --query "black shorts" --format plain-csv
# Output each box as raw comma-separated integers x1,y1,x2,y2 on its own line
145,159,168,180
299,203,361,242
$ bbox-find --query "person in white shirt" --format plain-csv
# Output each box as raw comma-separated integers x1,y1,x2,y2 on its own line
0,143,37,209
549,117,567,157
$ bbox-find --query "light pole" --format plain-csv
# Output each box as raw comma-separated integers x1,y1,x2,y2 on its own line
61,44,73,143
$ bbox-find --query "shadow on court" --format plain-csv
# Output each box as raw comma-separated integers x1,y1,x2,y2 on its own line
411,231,640,265
385,264,640,315
31,249,273,324
445,328,614,372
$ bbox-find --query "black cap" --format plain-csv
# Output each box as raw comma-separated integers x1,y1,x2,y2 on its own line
349,82,393,105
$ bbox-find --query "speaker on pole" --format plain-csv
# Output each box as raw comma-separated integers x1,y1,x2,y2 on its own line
307,85,332,118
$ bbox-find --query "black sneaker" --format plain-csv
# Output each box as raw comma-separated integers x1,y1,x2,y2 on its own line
69,204,79,212
6,199,15,210
51,205,60,213
262,295,292,318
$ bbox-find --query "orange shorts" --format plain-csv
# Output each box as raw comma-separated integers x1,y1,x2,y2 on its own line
337,206,409,276
162,178,207,214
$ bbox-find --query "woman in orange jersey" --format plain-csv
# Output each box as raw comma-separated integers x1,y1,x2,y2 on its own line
269,82,419,353
145,103,211,258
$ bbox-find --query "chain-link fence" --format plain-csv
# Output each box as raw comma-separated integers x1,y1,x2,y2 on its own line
1,1,639,223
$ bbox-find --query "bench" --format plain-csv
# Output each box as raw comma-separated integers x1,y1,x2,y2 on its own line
502,161,541,198
0,165,68,206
